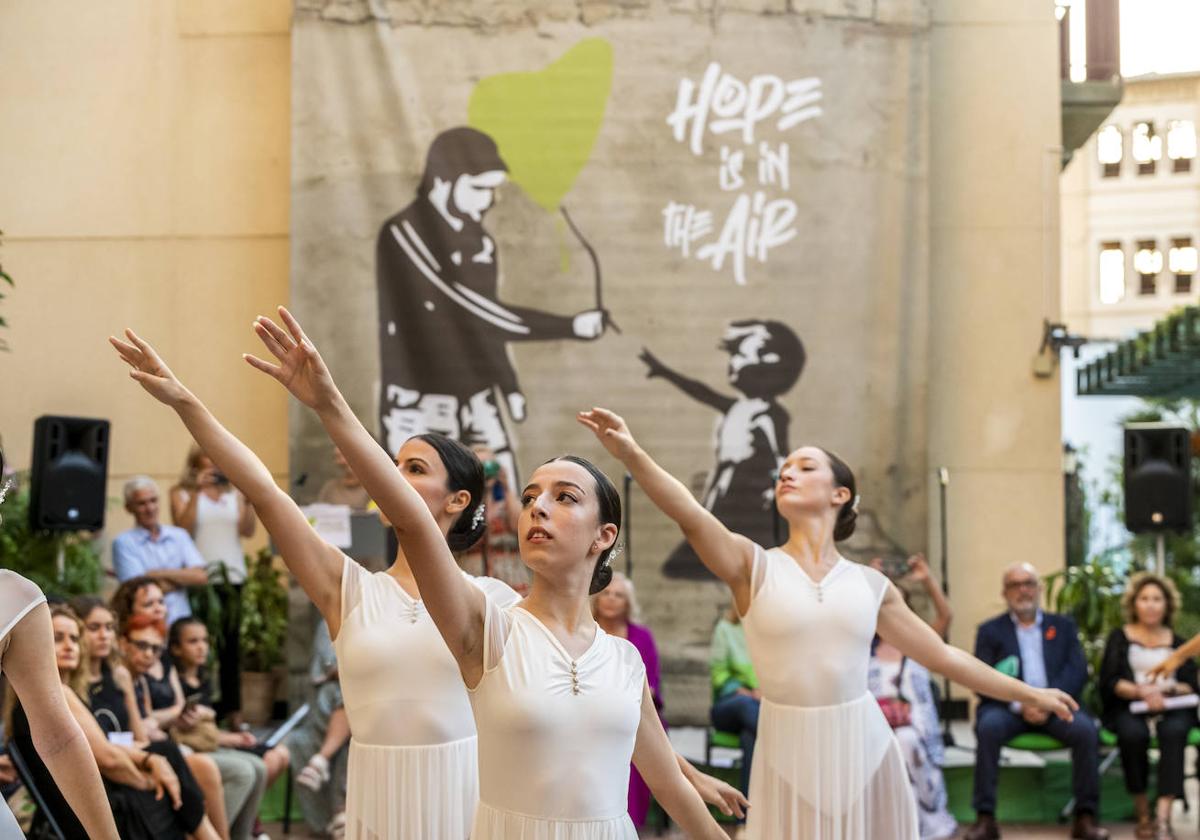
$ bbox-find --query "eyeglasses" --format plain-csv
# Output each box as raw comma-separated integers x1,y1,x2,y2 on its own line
1004,580,1039,591
127,640,164,656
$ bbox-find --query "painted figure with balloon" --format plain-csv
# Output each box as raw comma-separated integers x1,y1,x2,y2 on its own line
376,40,615,482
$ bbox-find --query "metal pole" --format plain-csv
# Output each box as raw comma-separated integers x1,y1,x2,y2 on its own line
623,473,633,577
1157,533,1166,575
938,467,955,746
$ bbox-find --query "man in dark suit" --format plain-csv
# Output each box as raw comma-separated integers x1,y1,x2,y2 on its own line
965,563,1108,840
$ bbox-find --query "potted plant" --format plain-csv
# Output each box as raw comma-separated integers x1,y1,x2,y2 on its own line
0,472,104,597
238,547,289,723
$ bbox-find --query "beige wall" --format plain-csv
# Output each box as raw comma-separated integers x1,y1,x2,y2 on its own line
929,0,1066,697
0,1,291,569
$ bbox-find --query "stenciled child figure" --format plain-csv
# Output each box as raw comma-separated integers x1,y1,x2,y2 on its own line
639,318,805,580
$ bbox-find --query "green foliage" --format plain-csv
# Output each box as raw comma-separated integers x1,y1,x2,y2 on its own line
238,548,288,672
1044,561,1126,714
0,476,103,597
188,562,241,668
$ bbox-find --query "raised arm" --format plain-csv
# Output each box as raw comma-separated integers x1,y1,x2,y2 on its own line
244,308,487,680
631,683,727,838
876,584,1077,719
639,348,734,412
1148,632,1200,680
577,408,755,610
5,605,120,839
110,330,345,631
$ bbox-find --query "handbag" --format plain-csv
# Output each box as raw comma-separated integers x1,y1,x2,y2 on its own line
876,656,913,728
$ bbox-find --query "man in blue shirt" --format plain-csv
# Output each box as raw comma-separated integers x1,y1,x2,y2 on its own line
111,476,208,626
965,563,1107,840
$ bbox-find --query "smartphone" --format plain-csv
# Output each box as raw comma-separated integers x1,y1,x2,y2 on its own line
212,471,230,486
880,555,910,580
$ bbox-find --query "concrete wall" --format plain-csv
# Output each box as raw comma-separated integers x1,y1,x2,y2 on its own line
0,2,291,570
929,0,1066,698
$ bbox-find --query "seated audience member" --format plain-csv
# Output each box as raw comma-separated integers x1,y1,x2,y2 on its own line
112,476,208,626
966,563,1108,840
170,616,290,786
289,619,349,838
3,604,219,840
1100,572,1198,839
709,605,758,805
868,554,956,840
122,611,266,840
591,571,662,827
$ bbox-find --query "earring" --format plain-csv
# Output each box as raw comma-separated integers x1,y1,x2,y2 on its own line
471,504,486,528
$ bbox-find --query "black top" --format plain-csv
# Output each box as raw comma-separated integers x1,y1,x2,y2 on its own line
135,659,178,714
88,661,129,734
179,667,214,708
1099,627,1200,725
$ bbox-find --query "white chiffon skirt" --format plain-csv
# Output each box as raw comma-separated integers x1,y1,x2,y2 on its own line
344,735,478,840
471,802,637,840
746,692,920,840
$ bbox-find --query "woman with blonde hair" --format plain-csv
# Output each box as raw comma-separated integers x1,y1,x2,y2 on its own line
591,571,664,827
5,601,218,840
1101,571,1197,839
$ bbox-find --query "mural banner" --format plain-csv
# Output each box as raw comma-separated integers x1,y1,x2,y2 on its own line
293,0,932,707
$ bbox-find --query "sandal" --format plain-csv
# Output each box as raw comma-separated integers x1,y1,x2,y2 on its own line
297,754,331,792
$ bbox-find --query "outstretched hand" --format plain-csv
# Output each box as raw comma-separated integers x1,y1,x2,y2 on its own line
1030,687,1079,722
245,307,339,412
576,407,639,463
1147,654,1185,682
109,330,193,408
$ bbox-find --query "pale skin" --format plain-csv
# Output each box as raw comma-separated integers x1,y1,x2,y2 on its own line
5,606,121,840
122,624,231,840
576,407,1078,722
170,452,256,539
50,614,222,840
170,621,291,785
125,488,209,592
870,554,953,664
232,307,741,833
1113,582,1192,824
109,320,744,824
80,605,151,744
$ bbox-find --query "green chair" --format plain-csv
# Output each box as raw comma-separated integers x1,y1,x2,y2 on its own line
1002,733,1070,820
704,728,743,768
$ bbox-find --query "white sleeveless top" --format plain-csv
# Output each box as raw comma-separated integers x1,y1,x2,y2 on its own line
468,602,645,839
742,546,889,707
334,556,519,839
0,571,47,840
187,490,247,584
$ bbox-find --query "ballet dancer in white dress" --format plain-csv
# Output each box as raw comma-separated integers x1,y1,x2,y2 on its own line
578,407,1078,840
0,569,118,840
113,332,520,840
242,307,741,840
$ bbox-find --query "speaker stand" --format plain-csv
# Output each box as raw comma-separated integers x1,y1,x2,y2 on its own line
1156,533,1166,575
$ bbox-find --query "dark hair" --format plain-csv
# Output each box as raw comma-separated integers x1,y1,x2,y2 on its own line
542,455,622,595
69,595,110,625
110,576,162,631
818,448,858,542
168,616,207,652
412,433,487,553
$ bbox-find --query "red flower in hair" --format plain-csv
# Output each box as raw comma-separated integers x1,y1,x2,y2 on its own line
1045,625,1057,642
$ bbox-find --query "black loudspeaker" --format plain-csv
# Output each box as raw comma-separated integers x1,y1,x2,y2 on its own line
29,415,111,531
1124,423,1193,534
